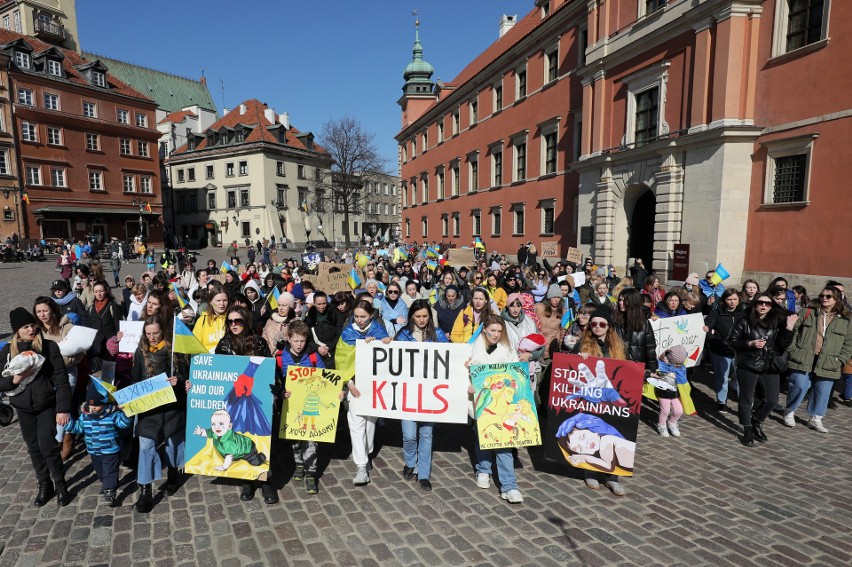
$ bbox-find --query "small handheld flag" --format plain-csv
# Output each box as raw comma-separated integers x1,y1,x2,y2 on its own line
347,268,362,290
220,260,231,274
474,237,485,251
709,263,730,286
267,286,281,310
22,192,30,205
467,323,483,344
426,246,441,259
172,317,209,355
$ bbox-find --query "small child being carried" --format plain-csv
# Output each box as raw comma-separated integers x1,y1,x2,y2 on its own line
643,345,696,438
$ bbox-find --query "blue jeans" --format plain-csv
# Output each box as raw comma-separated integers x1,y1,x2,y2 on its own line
401,420,433,480
137,433,185,485
839,373,852,401
786,371,835,418
474,446,517,493
710,352,735,403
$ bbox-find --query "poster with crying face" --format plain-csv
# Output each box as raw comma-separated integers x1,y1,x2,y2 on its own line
545,353,645,477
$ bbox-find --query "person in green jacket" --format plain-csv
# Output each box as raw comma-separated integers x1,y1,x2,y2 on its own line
783,285,852,433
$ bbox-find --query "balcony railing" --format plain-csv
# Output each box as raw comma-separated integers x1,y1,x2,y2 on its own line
34,19,65,40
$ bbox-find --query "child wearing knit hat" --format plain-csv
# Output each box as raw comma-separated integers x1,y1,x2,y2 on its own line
644,344,692,438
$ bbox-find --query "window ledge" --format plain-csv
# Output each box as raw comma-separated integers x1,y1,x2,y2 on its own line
512,233,525,237
449,194,460,200
510,180,526,186
540,232,555,237
758,201,810,210
493,108,503,117
86,149,105,155
538,172,558,181
542,79,557,92
768,38,829,66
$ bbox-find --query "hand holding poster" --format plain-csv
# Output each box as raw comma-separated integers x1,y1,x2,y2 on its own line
649,313,707,367
470,362,540,450
546,353,645,477
185,354,275,481
280,366,343,443
119,321,144,353
350,341,472,423
112,373,177,417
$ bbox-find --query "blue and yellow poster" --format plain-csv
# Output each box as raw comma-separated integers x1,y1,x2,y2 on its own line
470,362,540,450
185,354,275,481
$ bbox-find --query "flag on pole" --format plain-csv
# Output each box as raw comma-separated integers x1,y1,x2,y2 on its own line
144,202,152,213
172,317,209,355
347,268,361,290
467,324,483,344
426,260,438,271
474,237,485,251
426,246,441,259
21,192,30,205
171,284,189,309
267,286,281,310
219,260,231,274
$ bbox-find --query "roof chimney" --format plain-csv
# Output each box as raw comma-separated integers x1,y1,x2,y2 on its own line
222,107,229,115
264,107,276,123
499,14,517,38
281,112,289,129
239,103,247,115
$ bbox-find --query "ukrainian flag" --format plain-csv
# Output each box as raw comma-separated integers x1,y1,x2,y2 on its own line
171,284,189,309
219,260,231,274
347,268,361,290
474,237,485,251
426,246,441,259
426,260,438,271
90,376,117,401
268,287,281,310
173,317,209,355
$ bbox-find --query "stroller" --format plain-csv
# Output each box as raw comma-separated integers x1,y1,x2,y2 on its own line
0,391,14,426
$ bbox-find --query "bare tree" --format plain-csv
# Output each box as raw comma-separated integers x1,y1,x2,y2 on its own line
314,115,388,247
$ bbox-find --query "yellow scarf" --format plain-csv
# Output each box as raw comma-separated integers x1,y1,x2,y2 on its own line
148,339,167,353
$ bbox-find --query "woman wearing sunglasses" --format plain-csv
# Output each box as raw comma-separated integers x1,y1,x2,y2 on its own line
377,282,408,334
727,293,797,446
782,286,852,433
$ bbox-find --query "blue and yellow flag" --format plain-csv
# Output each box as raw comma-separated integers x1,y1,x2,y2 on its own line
267,287,281,310
219,260,231,274
474,237,485,251
426,246,441,259
173,317,209,355
347,268,361,290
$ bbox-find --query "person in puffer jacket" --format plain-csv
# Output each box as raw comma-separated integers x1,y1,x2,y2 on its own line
65,381,132,506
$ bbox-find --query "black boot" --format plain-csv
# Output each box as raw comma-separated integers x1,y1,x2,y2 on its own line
134,483,154,513
240,481,255,501
55,480,72,507
261,482,279,505
740,425,755,447
103,489,117,507
162,467,180,496
751,419,768,443
34,480,54,507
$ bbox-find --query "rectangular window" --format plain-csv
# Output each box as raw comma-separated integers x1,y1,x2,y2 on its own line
26,165,41,185
470,99,478,124
207,165,214,179
123,174,136,193
453,214,460,237
241,221,251,238
208,193,217,210
141,177,152,194
226,163,234,177
786,0,825,51
515,142,527,181
645,0,666,15
92,71,106,88
239,161,248,175
545,132,558,174
405,219,411,238
187,168,195,182
177,169,185,183
43,93,59,110
17,88,33,106
493,150,503,186
89,171,103,191
452,111,460,135
542,205,555,234
422,218,428,238
14,51,29,69
578,27,589,67
135,113,148,127
276,161,285,176
469,158,478,192
120,138,131,155
442,215,449,238
472,210,481,236
21,122,37,142
514,208,525,235
188,194,197,212
83,101,97,118
495,85,503,111
227,191,236,208
634,87,659,146
546,48,559,83
117,109,129,124
86,133,99,151
437,120,444,143
492,209,502,236
51,168,65,187
452,164,460,196
517,68,527,98
240,188,250,207
438,171,445,199
772,154,808,203
573,114,583,161
137,141,149,157
298,165,306,179
422,131,428,152
3,16,9,31
0,151,8,175
48,59,62,77
421,176,429,204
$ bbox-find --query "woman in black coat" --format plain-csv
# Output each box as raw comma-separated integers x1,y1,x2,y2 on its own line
704,288,745,412
84,280,122,368
0,308,72,506
727,293,797,446
612,288,658,374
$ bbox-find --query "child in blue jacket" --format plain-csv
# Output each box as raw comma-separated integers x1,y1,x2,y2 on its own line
65,381,132,506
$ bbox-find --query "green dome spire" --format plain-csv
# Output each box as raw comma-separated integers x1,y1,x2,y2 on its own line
402,19,435,95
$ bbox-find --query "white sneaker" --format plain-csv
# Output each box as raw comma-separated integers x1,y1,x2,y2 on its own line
667,423,681,438
475,473,490,489
808,416,828,433
783,412,796,427
657,424,669,437
500,489,523,504
353,466,370,485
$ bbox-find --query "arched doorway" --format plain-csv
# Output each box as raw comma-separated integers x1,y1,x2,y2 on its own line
628,190,655,268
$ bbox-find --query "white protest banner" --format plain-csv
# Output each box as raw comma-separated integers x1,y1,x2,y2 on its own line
351,341,472,423
113,373,177,417
649,313,707,368
119,321,144,353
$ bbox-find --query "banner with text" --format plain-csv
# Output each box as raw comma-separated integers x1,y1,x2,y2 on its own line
280,366,343,443
650,313,707,367
185,354,275,481
545,353,644,477
470,362,540,450
350,341,472,423
113,373,176,417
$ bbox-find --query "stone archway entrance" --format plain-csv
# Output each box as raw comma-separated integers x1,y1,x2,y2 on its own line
628,190,655,268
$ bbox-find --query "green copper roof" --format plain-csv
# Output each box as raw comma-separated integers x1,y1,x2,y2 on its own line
403,28,434,80
83,51,217,114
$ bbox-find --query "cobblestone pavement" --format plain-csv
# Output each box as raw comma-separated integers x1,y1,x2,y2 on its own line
1,255,851,566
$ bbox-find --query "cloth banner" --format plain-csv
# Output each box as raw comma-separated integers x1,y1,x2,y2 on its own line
112,372,176,417
470,362,540,450
649,313,707,367
280,366,343,443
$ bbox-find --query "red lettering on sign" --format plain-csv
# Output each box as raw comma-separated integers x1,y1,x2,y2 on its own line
421,384,449,414
372,381,387,409
401,383,417,412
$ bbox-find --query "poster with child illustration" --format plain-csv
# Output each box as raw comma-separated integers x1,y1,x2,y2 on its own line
545,353,644,477
184,354,275,481
280,366,343,443
470,362,540,450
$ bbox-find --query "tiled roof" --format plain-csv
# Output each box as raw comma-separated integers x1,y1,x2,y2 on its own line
83,51,217,114
171,99,327,157
0,30,151,101
159,109,197,124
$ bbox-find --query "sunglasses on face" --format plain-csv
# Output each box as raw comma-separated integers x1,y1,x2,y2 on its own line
386,290,399,295
227,318,245,326
590,321,608,329
755,300,772,306
819,294,835,300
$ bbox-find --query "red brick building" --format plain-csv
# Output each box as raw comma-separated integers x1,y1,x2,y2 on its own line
0,30,162,244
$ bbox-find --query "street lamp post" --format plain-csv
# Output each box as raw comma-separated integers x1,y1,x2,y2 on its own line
130,198,149,242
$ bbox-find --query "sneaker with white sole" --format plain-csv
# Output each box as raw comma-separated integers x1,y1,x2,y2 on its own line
667,422,681,438
808,416,828,433
475,473,490,489
657,424,669,437
353,466,370,485
605,480,626,497
584,477,601,490
783,412,796,427
500,489,523,504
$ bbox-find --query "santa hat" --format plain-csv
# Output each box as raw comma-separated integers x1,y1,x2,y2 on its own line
518,333,546,353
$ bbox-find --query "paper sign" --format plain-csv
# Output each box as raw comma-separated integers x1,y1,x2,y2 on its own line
541,241,558,257
318,261,342,273
312,270,350,294
119,321,144,353
470,362,540,450
280,366,343,443
445,247,475,267
649,313,707,368
113,373,177,417
566,247,583,264
350,341,472,423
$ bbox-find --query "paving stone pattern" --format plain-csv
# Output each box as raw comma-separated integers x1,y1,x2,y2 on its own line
0,256,851,566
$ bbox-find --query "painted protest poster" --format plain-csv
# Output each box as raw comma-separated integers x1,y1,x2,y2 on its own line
546,353,644,477
566,247,583,264
312,270,350,294
650,313,707,367
280,366,343,443
112,373,177,417
351,341,471,423
118,321,144,353
301,251,325,271
470,362,540,450
185,355,275,481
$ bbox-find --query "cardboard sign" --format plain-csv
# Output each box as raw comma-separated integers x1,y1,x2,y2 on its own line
649,313,707,367
470,362,540,450
185,355,275,481
546,353,645,477
113,373,177,417
350,341,472,423
566,247,583,264
445,247,475,267
118,321,144,353
318,261,343,273
280,366,343,443
541,241,558,258
312,270,350,294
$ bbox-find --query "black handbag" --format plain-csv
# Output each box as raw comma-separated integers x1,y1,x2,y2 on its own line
770,350,789,374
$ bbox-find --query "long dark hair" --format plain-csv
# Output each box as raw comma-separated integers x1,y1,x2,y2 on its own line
613,288,646,332
719,287,741,311
140,316,171,378
222,306,264,355
400,299,438,342
333,290,355,314
746,293,786,328
33,296,62,335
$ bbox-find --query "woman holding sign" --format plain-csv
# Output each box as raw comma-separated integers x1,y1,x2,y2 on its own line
468,314,523,504
130,316,189,513
394,299,449,491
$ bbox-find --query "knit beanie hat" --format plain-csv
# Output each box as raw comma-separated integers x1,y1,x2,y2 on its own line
663,344,689,366
546,283,562,300
278,291,295,309
506,292,522,306
589,308,613,325
87,381,109,405
685,273,700,286
10,307,38,334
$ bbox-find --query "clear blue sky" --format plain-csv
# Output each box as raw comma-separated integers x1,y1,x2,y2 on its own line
78,0,532,170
